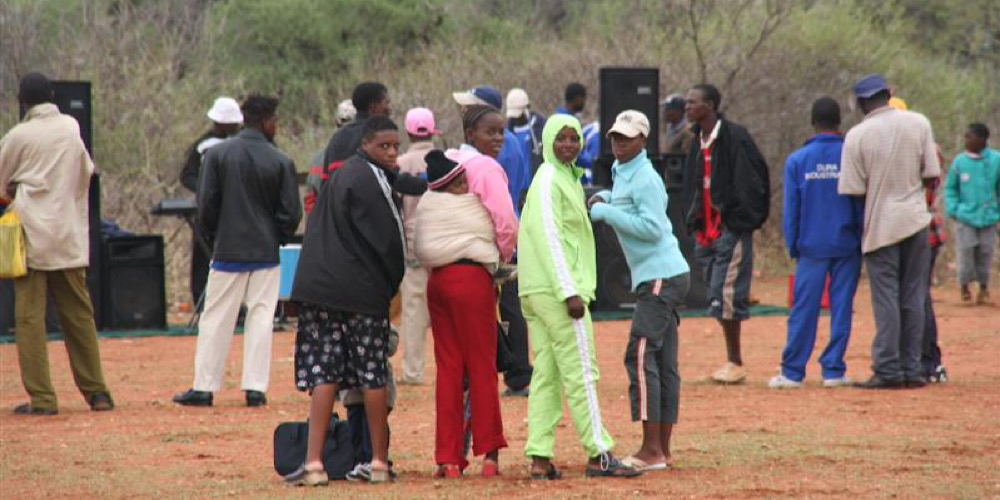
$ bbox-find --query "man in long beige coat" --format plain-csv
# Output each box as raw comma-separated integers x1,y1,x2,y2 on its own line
0,73,113,415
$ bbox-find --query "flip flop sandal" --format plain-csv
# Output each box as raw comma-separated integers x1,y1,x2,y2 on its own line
621,455,669,472
530,463,562,480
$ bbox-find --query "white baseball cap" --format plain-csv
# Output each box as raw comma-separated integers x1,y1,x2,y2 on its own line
336,99,357,124
505,88,530,118
206,97,243,124
607,110,650,138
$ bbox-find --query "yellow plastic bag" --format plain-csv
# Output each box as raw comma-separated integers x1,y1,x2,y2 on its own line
0,208,27,278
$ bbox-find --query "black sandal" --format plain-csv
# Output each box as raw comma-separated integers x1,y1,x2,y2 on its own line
530,463,562,480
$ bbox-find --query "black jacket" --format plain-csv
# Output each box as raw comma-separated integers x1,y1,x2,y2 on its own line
180,130,229,193
292,153,420,315
319,113,370,186
198,127,302,262
682,117,770,233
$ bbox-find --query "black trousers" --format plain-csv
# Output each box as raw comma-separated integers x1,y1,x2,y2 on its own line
921,247,942,376
499,278,532,390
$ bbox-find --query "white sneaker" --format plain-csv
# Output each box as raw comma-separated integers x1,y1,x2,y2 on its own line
345,463,370,482
767,374,802,389
822,376,853,388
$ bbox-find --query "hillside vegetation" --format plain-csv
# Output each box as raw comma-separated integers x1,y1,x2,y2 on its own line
2,0,997,303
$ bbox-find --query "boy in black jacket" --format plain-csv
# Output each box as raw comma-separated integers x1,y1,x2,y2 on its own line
286,116,424,486
682,84,770,385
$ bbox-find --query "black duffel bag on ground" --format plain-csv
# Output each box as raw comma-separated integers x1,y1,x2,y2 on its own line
273,413,355,479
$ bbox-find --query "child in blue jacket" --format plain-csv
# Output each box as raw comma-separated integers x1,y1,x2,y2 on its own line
770,97,864,389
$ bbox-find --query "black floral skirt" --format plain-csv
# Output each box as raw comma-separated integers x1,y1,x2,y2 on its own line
294,302,389,391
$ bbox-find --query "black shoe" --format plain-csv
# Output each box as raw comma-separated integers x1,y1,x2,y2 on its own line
13,403,58,416
585,452,642,478
853,376,904,389
929,366,948,383
88,392,115,411
172,389,213,406
245,390,267,407
904,377,927,389
502,387,530,398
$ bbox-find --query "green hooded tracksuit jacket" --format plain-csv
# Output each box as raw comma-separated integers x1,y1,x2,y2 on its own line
518,114,614,458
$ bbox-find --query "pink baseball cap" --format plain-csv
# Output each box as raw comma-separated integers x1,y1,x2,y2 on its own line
404,107,442,137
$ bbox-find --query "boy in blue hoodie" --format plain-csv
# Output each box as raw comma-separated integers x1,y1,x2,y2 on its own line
770,97,864,389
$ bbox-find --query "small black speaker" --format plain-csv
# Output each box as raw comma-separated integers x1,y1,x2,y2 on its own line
101,236,167,330
599,67,661,158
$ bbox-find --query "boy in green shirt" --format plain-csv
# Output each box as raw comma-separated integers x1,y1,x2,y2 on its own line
944,123,1000,304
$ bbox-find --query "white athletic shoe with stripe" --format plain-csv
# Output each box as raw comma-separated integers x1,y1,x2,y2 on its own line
767,374,803,389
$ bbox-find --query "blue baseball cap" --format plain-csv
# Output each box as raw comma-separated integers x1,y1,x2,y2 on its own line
452,85,503,110
853,73,889,98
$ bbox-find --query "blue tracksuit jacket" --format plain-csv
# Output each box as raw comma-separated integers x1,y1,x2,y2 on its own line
499,128,532,217
782,133,864,259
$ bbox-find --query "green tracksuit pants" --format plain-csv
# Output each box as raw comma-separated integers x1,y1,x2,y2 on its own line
522,293,614,459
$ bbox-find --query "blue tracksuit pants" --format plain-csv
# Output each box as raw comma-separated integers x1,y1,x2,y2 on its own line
782,254,862,381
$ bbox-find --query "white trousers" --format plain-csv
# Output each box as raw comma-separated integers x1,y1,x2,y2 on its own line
400,265,430,382
193,267,280,393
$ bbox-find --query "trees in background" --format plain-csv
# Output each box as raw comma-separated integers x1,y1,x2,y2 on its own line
1,0,996,300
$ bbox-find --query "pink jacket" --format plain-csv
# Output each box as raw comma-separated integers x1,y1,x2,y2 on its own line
446,148,518,261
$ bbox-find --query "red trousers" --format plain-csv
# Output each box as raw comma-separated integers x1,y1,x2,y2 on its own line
427,264,507,466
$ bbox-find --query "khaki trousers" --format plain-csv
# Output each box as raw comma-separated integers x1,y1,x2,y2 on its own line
399,266,430,383
193,267,280,393
14,268,108,410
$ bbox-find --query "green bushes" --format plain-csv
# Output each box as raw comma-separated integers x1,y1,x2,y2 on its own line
1,0,996,301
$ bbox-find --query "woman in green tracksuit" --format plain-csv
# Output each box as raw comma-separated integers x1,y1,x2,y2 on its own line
518,113,640,479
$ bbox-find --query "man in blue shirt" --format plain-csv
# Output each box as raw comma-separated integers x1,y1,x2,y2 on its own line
770,97,863,389
506,88,547,172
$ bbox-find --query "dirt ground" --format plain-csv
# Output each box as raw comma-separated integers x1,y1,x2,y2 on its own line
1,277,998,499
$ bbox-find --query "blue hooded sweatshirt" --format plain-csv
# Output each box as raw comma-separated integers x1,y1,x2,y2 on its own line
498,128,532,216
782,133,864,259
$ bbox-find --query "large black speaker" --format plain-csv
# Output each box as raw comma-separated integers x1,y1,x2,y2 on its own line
599,67,660,157
49,82,102,329
101,236,167,330
585,186,635,312
660,156,710,310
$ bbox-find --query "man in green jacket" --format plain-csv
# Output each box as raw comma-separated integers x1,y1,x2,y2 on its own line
944,123,1000,304
519,114,639,479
